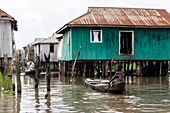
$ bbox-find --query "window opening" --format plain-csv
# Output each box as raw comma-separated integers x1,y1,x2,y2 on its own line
50,44,54,53
119,31,134,55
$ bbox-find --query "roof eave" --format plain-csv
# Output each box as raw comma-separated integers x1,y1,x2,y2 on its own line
57,24,170,32
56,25,68,34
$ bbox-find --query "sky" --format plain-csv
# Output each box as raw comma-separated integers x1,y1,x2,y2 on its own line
0,0,170,49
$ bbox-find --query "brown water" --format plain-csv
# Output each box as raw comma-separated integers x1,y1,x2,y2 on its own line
1,75,170,113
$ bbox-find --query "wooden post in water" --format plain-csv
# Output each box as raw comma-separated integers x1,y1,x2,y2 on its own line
16,54,21,94
82,62,86,77
44,53,51,98
34,55,40,88
71,46,81,77
101,61,105,78
58,61,61,76
168,61,170,75
127,61,130,76
159,61,162,76
131,61,134,76
105,61,108,77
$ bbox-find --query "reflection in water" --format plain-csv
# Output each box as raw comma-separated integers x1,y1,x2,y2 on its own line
1,75,170,112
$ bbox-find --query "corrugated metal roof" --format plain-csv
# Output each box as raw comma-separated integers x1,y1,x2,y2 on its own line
35,34,62,45
0,9,15,21
68,7,170,27
31,38,45,45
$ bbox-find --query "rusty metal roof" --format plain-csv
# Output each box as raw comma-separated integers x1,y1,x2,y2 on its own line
69,7,170,27
0,9,15,21
34,34,62,45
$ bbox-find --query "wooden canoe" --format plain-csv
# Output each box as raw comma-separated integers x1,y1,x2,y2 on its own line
85,78,125,93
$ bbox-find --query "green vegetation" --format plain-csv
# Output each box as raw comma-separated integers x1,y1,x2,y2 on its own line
0,72,13,94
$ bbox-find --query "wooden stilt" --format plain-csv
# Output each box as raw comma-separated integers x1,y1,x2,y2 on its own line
65,61,68,77
164,61,168,76
127,61,130,76
131,61,134,76
79,63,83,76
124,61,127,76
86,62,89,78
101,61,105,78
34,55,40,88
16,54,21,94
62,62,66,76
44,53,51,98
68,61,71,77
143,61,147,76
136,61,141,76
82,62,86,77
167,61,170,75
58,61,61,76
109,60,112,80
159,61,162,76
92,62,95,78
105,61,108,77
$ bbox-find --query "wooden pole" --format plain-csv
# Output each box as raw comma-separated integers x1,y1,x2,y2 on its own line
159,61,162,76
12,58,16,92
109,61,111,78
16,54,21,94
71,46,81,77
44,53,51,98
58,61,61,76
127,61,130,76
124,60,126,76
105,61,108,77
131,61,134,76
101,61,105,78
167,61,170,75
12,73,15,92
34,55,40,88
82,62,86,77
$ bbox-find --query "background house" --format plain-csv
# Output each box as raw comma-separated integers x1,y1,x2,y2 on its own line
24,38,45,62
56,7,170,76
0,9,17,58
34,34,62,63
0,9,17,73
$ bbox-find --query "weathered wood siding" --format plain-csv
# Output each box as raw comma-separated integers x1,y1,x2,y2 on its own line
57,39,63,61
34,44,39,61
39,44,58,62
0,21,13,58
61,27,170,61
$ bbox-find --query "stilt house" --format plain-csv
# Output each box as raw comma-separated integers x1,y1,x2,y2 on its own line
24,38,45,62
0,9,17,70
34,34,61,63
56,7,170,76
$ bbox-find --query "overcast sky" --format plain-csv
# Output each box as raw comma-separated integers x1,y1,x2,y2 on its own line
1,0,170,49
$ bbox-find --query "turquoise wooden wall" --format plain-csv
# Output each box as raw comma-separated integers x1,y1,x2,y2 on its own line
61,27,170,61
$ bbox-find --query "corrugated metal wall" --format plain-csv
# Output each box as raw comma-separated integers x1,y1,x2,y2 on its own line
61,27,170,61
0,21,12,58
